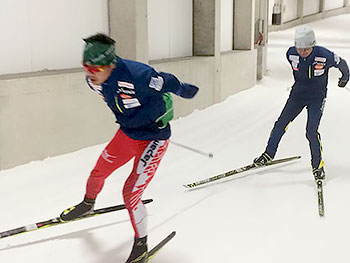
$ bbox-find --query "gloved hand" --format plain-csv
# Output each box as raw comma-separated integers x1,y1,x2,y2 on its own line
338,78,348,87
176,83,199,98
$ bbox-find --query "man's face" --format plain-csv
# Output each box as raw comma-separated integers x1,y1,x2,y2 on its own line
83,64,115,85
296,47,313,58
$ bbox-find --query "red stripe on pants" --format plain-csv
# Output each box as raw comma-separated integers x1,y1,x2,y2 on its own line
85,129,168,237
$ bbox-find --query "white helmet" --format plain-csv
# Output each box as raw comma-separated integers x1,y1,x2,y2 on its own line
294,25,316,48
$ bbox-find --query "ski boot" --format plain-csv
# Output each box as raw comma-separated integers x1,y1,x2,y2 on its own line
253,152,272,166
313,167,325,181
126,236,148,263
59,197,95,222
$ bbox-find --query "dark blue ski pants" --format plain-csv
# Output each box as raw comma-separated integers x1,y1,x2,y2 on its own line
265,93,325,169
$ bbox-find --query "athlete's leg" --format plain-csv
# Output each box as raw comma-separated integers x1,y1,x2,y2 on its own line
123,139,169,238
265,94,305,158
86,130,135,199
306,98,325,169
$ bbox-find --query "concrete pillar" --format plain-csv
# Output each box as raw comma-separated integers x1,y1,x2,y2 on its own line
345,0,349,7
193,0,222,103
214,0,222,103
256,0,269,80
193,0,216,56
279,0,284,24
297,0,304,19
234,0,255,50
255,0,268,46
108,0,149,63
320,0,325,13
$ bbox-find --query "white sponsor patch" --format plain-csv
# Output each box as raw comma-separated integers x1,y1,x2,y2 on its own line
334,54,340,65
118,88,135,95
122,98,141,109
289,55,299,63
122,98,139,104
292,61,299,70
314,69,325,76
289,55,299,70
118,81,134,89
315,57,326,63
124,103,141,109
149,76,164,91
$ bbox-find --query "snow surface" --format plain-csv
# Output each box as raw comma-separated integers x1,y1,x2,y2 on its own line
1,15,350,263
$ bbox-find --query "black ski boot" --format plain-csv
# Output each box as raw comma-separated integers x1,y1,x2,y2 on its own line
126,236,148,263
313,167,325,181
253,152,273,166
59,197,95,222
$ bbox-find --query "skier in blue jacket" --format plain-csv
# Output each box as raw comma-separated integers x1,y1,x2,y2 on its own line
59,33,198,263
254,25,349,181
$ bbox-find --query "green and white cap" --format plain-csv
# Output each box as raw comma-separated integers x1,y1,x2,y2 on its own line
83,34,117,65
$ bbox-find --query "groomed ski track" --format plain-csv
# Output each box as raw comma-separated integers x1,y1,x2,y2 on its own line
1,15,350,263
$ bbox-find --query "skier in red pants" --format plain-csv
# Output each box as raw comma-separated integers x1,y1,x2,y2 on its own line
59,33,198,263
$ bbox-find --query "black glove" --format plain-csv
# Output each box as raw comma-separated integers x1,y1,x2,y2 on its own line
338,78,348,88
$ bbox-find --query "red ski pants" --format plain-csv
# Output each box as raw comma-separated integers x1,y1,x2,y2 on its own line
85,129,169,238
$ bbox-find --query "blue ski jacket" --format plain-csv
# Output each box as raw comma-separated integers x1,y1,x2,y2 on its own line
87,57,198,140
286,46,349,98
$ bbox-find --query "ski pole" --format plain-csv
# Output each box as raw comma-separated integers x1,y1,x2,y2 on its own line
170,140,214,158
345,87,350,93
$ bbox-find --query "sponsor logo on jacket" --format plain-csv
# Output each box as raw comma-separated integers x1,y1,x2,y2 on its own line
122,98,141,109
289,55,299,71
314,63,325,70
116,80,140,109
313,57,326,76
118,81,134,89
117,81,136,95
334,54,340,65
149,76,164,91
315,57,326,63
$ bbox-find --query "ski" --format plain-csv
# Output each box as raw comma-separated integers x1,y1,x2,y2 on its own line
183,155,301,189
0,199,153,239
316,180,325,217
147,231,176,262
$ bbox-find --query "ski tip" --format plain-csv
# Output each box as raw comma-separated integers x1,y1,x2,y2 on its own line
142,199,154,204
285,155,301,161
288,155,301,160
167,231,176,239
183,184,195,189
